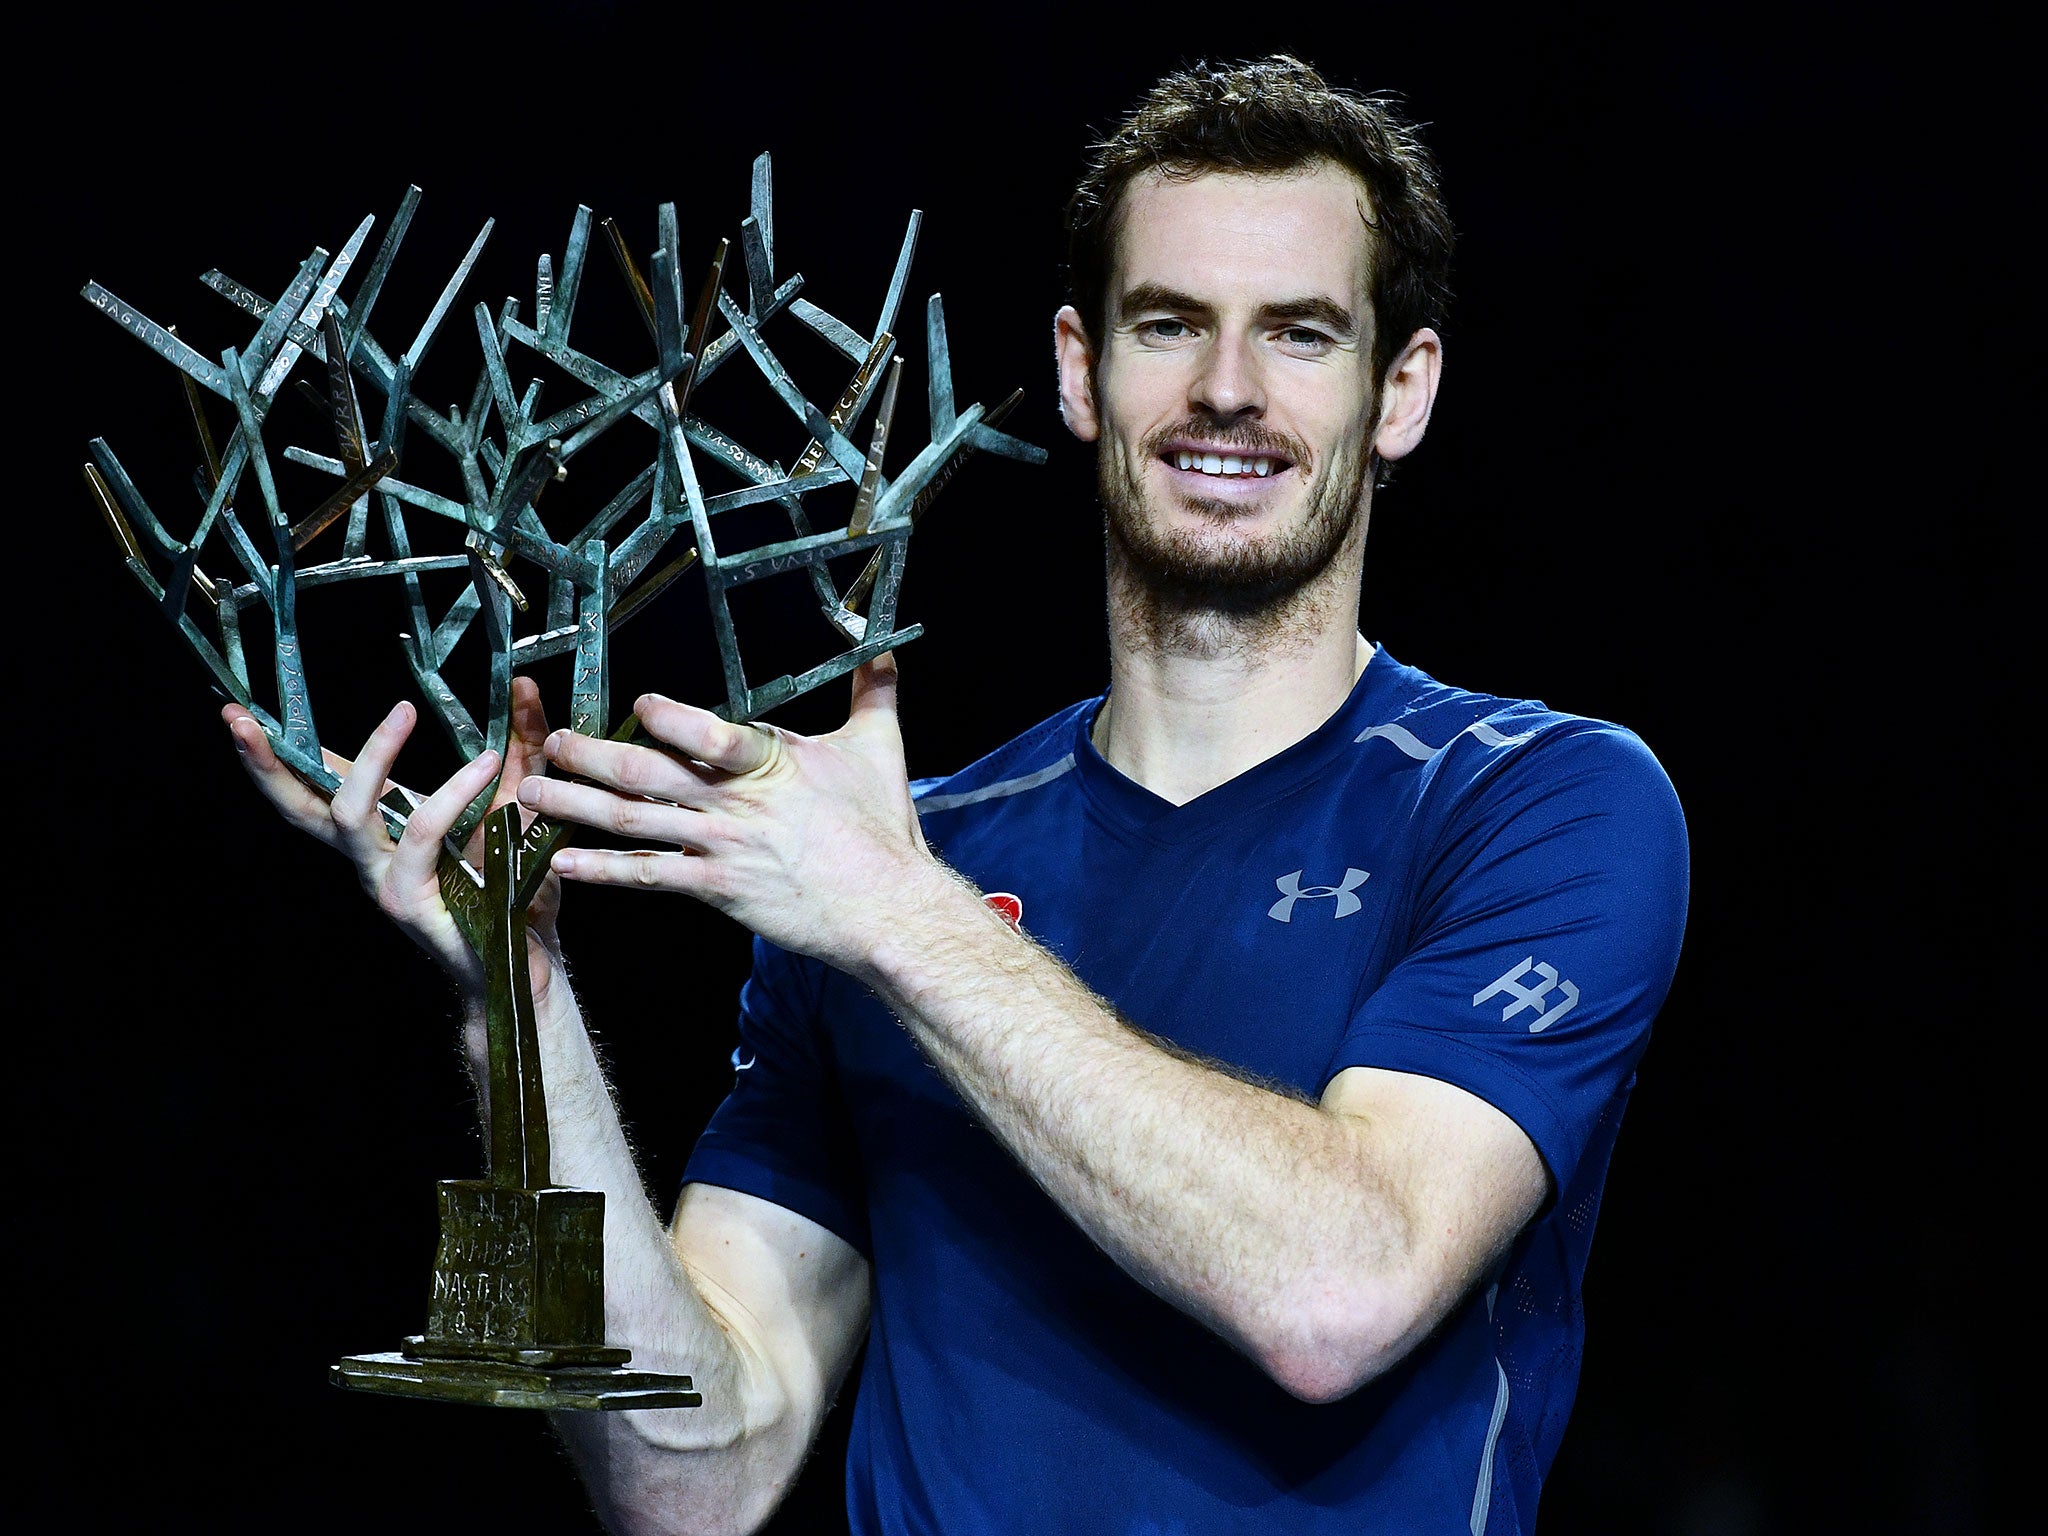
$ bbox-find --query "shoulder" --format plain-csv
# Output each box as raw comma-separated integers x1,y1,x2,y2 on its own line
909,697,1097,822
1362,660,1681,824
1352,666,1690,1040
1358,659,1688,917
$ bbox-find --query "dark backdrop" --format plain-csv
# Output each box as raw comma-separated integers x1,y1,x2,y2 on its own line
21,6,2011,1532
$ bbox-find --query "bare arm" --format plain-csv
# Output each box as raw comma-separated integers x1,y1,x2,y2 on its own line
858,876,1542,1402
524,661,1544,1403
224,684,870,1533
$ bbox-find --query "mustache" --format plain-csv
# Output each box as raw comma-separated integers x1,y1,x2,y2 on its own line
1137,416,1311,469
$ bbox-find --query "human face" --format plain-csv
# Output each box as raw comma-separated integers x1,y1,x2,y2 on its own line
1058,162,1384,609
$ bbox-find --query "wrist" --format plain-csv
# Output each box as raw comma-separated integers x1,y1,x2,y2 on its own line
453,938,570,1021
853,856,1015,1000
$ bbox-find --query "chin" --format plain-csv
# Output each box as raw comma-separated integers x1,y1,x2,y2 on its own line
1159,498,1309,559
1157,516,1286,564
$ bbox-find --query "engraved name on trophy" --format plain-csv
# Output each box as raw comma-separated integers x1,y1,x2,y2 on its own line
80,154,1044,1410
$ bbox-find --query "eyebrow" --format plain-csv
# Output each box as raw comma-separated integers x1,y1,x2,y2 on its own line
1262,296,1359,336
1116,283,1359,338
1116,283,1210,320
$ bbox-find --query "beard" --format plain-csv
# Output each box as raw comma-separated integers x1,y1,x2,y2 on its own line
1099,411,1374,649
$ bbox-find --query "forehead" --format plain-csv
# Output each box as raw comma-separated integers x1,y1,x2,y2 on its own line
1111,161,1373,312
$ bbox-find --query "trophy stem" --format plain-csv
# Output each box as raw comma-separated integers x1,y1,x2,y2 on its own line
482,806,550,1189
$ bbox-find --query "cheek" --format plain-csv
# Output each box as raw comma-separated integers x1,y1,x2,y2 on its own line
1304,389,1378,467
1098,356,1189,440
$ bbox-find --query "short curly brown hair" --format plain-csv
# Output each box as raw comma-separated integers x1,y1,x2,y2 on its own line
1066,56,1455,397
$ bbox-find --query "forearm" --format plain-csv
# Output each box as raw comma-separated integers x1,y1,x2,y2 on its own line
859,868,1429,1399
461,963,813,1535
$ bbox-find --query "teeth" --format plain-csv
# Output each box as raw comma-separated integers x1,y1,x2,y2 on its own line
1171,451,1281,477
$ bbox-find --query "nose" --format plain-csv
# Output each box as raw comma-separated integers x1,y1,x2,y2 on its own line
1189,330,1265,422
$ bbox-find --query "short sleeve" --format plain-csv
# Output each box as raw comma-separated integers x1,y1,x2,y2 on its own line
1327,724,1689,1195
683,936,872,1257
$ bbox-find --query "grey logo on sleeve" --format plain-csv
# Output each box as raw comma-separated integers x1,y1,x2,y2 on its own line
1473,957,1580,1032
1268,868,1370,922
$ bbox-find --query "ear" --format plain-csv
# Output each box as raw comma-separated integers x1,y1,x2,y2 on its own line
1054,305,1101,443
1372,327,1443,465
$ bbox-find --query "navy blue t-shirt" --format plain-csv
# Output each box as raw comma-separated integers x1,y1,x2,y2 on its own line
684,648,1688,1534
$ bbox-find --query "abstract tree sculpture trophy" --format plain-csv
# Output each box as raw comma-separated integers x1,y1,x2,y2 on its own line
81,155,1044,1410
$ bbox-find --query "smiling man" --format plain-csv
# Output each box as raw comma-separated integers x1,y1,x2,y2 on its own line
231,55,1688,1535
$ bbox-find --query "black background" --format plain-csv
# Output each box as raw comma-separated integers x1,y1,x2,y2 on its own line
20,5,2014,1532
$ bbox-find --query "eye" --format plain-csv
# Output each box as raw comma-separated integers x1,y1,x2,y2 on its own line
1139,317,1192,341
1280,326,1332,350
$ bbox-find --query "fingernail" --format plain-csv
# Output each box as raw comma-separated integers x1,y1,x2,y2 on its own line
545,729,567,754
232,730,248,755
385,701,408,727
518,781,541,806
552,851,578,875
478,749,500,770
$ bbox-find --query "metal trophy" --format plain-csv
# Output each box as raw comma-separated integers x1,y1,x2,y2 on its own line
79,155,1044,1410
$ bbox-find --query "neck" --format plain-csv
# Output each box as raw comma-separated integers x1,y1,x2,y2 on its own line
1093,535,1373,806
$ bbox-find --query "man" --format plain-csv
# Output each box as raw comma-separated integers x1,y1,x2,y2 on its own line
228,56,1687,1535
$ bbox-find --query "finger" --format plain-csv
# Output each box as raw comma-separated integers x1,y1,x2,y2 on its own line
548,845,708,896
544,727,729,802
633,693,780,777
517,776,718,848
387,748,502,890
328,701,417,847
224,705,337,829
505,676,552,779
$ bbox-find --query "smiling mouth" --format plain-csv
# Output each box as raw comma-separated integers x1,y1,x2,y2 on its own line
1161,448,1291,479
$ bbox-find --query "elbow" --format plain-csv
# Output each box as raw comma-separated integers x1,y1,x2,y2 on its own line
590,1485,765,1536
1249,1285,1423,1405
1257,1339,1385,1405
565,1407,776,1536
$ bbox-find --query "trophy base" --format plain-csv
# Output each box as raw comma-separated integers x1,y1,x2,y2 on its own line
402,1334,630,1368
332,1351,703,1411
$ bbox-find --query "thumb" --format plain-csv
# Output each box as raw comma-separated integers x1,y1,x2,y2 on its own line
839,651,905,753
847,651,903,735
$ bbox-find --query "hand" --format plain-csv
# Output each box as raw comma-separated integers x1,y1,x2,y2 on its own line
518,656,937,975
223,676,564,995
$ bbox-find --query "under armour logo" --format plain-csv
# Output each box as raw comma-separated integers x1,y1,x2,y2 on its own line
1268,868,1370,922
1473,957,1580,1033
731,1046,757,1072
